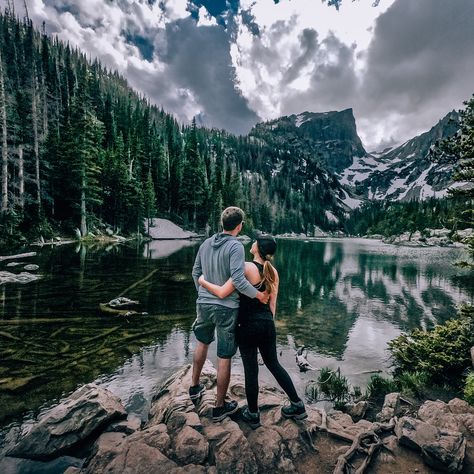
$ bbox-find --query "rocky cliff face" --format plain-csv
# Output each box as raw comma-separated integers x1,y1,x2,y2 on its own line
338,111,460,202
251,108,366,173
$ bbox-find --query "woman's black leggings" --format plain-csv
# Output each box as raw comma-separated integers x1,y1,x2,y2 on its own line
237,318,300,413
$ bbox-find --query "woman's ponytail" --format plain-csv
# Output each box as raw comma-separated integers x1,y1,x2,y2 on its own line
262,258,277,295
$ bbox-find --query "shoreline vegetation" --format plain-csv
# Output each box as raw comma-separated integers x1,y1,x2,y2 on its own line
1,219,471,261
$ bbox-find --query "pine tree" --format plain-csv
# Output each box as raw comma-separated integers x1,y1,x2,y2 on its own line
181,117,207,229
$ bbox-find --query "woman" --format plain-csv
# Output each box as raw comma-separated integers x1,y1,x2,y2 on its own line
198,235,307,428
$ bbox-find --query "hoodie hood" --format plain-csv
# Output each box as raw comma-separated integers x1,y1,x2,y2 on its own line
211,233,236,248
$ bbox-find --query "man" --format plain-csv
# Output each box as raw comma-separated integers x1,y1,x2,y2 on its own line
190,207,269,421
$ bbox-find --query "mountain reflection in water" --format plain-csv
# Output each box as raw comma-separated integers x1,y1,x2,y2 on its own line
0,238,472,430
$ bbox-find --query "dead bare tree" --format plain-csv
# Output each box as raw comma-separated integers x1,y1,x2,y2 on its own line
0,49,8,213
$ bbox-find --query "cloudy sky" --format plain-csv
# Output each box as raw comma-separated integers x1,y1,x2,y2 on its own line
11,0,474,150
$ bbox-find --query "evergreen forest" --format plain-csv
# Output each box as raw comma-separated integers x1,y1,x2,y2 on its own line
0,12,342,247
0,11,472,249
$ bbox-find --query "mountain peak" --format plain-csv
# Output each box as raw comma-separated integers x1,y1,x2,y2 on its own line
251,108,365,172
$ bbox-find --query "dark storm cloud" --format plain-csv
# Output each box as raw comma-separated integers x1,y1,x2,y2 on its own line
359,0,474,141
130,16,259,134
280,32,358,115
282,28,318,84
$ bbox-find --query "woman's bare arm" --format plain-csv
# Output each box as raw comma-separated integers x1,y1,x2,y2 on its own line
269,269,279,317
198,275,235,299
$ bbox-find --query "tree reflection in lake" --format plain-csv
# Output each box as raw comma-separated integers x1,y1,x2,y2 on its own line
0,238,472,431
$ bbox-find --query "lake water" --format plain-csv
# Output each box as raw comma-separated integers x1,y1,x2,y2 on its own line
0,238,473,433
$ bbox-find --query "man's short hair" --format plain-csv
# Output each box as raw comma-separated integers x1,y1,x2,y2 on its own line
221,207,245,231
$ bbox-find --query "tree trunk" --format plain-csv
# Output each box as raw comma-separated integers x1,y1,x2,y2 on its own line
80,171,87,237
32,68,41,212
0,50,8,213
18,145,24,209
42,74,48,139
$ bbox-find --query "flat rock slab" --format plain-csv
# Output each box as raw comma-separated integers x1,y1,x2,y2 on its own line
8,383,126,460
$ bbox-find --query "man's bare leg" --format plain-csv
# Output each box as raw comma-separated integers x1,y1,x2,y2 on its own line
192,341,208,386
216,357,231,407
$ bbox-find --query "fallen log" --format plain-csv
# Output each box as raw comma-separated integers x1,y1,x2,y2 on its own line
0,252,37,262
117,268,159,297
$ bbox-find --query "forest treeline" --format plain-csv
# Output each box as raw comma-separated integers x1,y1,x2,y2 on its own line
344,196,471,237
0,11,471,249
0,11,342,247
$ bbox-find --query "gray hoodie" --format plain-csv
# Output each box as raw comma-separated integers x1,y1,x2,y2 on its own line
192,233,258,309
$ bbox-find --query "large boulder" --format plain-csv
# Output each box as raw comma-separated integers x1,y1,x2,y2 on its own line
395,416,466,472
376,392,401,422
418,399,474,437
8,384,126,459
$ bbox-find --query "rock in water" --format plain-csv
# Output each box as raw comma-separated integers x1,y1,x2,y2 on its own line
8,384,126,459
24,264,39,271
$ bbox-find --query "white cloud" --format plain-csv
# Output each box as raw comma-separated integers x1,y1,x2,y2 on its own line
197,6,218,27
5,0,474,150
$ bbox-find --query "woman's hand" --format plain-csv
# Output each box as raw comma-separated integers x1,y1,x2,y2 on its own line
198,275,206,286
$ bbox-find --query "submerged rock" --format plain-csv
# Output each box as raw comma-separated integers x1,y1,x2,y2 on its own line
23,264,39,271
8,384,126,460
0,271,41,284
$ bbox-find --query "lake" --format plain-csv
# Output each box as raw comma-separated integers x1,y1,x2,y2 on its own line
0,238,473,433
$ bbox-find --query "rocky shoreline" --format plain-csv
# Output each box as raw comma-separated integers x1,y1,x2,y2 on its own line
275,227,473,249
1,361,473,473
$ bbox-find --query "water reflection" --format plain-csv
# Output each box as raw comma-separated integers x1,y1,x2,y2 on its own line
0,238,472,431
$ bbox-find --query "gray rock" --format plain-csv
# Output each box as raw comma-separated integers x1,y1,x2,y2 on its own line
83,432,127,473
101,440,177,473
128,424,171,455
247,426,295,473
204,420,257,474
345,400,368,420
9,383,126,459
173,425,209,465
376,392,401,422
395,416,466,472
418,399,474,437
0,455,83,474
429,228,451,238
106,414,142,435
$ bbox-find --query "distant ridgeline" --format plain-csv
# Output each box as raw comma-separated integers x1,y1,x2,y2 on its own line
0,12,466,242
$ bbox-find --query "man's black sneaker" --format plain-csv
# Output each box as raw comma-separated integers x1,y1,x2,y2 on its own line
212,400,239,422
281,400,308,420
241,406,261,429
189,383,206,401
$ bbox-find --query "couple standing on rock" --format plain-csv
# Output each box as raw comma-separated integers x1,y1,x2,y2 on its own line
190,206,307,428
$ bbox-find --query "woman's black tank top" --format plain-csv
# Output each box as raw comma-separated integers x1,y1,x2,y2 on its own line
238,261,273,323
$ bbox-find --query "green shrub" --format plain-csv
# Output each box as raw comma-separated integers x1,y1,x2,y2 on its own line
464,372,474,406
317,367,350,404
366,374,398,399
305,382,318,403
388,306,474,384
397,371,430,398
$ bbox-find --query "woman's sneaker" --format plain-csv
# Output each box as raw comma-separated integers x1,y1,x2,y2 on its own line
241,406,261,429
189,383,206,402
281,400,308,420
212,400,239,422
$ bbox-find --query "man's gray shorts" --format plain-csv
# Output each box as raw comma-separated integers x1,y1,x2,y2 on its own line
192,304,238,359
